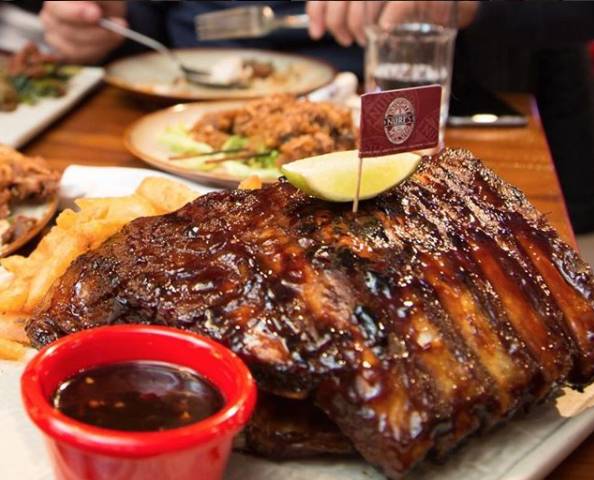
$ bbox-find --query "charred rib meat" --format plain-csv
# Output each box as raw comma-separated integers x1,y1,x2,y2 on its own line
27,149,594,478
236,392,355,458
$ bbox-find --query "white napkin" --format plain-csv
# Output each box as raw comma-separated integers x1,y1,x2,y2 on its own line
59,165,220,210
307,72,358,103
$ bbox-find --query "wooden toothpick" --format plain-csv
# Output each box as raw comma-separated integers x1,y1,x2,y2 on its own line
352,155,363,213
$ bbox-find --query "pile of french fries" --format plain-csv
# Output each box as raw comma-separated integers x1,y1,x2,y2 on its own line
0,177,200,360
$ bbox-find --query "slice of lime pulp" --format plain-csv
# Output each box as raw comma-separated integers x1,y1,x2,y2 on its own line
281,149,420,202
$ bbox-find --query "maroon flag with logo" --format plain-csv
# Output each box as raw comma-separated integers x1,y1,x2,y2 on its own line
359,85,441,158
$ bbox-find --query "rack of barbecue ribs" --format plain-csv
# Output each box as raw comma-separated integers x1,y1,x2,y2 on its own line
28,149,594,478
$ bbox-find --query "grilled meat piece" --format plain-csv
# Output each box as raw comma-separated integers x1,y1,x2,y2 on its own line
0,215,37,245
28,149,594,478
237,392,355,458
7,42,59,78
0,145,60,219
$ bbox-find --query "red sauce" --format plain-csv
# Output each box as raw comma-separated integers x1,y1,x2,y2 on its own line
52,361,224,432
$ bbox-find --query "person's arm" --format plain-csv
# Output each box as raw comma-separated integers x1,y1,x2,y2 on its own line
467,2,594,46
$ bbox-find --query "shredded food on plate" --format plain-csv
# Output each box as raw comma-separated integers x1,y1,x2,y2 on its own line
0,145,60,246
160,95,358,179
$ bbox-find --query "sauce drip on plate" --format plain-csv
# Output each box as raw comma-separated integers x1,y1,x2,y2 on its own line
52,361,224,432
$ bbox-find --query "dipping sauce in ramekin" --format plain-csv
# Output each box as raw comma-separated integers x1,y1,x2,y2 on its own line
52,361,225,432
21,325,257,480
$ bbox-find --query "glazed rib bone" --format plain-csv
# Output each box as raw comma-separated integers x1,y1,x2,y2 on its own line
28,149,594,478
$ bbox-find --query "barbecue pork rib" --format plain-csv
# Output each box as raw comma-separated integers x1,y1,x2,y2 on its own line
28,149,594,478
235,392,355,458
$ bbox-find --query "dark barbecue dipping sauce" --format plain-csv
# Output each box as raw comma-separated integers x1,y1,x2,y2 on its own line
52,361,224,432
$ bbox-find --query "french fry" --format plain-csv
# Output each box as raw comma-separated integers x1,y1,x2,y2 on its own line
75,198,110,220
76,220,129,250
136,177,200,214
76,196,155,221
24,235,86,312
0,313,28,343
0,281,28,313
55,209,77,229
239,175,263,190
116,195,159,219
0,337,26,360
0,255,27,274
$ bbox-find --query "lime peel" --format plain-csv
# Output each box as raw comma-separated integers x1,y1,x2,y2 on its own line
280,149,420,202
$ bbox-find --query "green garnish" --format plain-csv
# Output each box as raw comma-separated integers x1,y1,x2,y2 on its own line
159,124,213,154
159,128,281,179
222,135,248,151
7,65,79,107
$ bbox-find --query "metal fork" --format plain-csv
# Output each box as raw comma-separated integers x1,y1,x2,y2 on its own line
195,5,309,41
98,18,242,88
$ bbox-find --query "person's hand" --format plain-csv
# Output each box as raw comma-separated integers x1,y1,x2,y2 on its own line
306,1,373,47
40,1,127,64
306,1,479,47
375,1,478,32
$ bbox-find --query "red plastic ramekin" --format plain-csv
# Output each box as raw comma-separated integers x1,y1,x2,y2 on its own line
21,325,257,480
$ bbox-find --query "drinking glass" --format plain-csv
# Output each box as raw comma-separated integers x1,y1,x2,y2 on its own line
364,2,458,147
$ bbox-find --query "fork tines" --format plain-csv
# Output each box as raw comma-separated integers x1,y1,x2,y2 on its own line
195,6,269,41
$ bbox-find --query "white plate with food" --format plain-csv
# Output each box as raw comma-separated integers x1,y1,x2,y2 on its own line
105,48,335,101
0,145,60,257
2,150,594,480
0,44,104,148
124,95,358,187
0,196,58,258
3,345,592,480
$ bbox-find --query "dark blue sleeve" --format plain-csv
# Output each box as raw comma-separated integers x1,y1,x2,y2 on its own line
127,1,363,77
127,1,170,48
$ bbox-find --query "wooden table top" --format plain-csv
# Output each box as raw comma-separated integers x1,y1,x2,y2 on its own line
21,85,588,479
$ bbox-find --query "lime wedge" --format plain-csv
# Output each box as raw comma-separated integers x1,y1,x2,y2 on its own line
280,149,420,202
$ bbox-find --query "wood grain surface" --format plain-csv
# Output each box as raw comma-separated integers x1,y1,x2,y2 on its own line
21,85,587,479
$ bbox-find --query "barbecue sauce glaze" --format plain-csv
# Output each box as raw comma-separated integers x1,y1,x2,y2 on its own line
52,361,224,431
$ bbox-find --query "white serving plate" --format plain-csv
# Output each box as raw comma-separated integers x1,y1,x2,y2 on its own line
0,195,58,257
1,166,593,480
105,48,335,101
124,100,254,188
0,67,104,148
2,355,594,480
